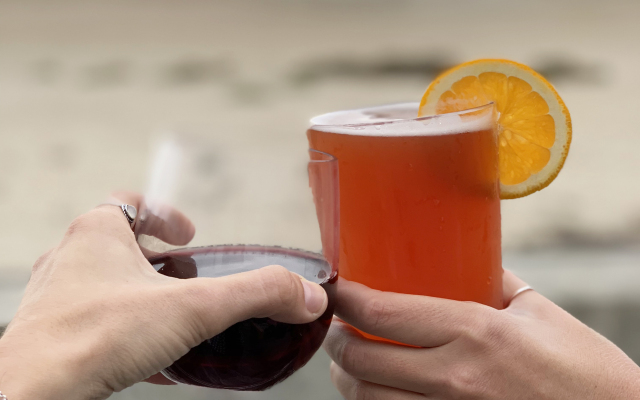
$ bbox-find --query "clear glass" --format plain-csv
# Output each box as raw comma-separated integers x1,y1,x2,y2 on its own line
307,103,502,309
135,135,339,390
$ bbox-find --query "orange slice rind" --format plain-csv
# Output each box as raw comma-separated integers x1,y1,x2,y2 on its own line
419,59,572,199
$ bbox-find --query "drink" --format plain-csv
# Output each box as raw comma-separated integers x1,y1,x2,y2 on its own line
148,245,337,390
307,103,502,308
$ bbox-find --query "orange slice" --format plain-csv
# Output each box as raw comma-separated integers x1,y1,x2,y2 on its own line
419,59,572,199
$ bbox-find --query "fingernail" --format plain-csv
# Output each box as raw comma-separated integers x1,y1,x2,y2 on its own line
301,279,326,314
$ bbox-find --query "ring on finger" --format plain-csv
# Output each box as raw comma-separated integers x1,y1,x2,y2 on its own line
100,202,138,230
120,204,137,229
509,285,534,303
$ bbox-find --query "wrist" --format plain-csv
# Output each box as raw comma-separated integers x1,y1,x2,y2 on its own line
0,331,87,400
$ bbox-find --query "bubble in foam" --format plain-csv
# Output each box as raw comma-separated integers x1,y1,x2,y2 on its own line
430,112,463,128
310,102,493,137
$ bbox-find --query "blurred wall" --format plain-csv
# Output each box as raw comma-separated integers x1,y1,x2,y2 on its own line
2,0,640,269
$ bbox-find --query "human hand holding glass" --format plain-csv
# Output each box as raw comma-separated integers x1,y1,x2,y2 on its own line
310,102,640,399
0,193,328,400
322,272,640,399
0,136,338,399
132,135,339,390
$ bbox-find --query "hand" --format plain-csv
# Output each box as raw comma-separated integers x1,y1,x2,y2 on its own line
323,272,640,399
0,192,328,400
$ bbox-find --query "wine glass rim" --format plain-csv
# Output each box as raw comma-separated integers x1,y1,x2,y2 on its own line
149,244,327,261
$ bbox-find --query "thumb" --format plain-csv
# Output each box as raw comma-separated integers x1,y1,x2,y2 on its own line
172,265,329,340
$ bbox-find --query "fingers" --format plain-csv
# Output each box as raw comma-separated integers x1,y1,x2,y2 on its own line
63,205,137,247
323,319,441,394
173,265,328,340
502,269,528,305
334,279,484,347
108,191,145,210
502,269,539,309
55,206,152,278
109,191,196,246
330,362,427,400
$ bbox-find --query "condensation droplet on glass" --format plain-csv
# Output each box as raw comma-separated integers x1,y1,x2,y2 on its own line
317,270,327,280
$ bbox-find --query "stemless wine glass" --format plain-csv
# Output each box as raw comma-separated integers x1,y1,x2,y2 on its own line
134,135,339,390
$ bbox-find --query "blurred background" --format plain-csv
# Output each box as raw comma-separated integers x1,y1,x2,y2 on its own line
1,0,640,398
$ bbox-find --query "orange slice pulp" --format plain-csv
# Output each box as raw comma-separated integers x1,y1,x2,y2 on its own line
419,59,572,199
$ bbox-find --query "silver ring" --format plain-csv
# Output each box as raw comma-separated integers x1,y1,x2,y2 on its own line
120,204,137,229
509,285,534,303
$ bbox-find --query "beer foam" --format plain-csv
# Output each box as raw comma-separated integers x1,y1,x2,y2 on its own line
310,102,494,137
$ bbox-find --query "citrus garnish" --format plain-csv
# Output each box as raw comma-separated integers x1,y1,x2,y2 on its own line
419,59,572,199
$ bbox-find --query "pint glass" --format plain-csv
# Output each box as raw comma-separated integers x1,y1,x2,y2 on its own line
308,103,502,308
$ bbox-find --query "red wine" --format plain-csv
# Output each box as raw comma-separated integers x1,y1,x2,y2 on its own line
148,245,337,390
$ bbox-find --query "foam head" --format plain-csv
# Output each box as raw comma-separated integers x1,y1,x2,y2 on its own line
310,102,495,137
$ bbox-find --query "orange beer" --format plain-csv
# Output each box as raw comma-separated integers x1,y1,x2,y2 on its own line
308,103,502,308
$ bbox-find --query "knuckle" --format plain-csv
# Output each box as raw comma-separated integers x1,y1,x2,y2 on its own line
260,265,301,311
364,296,393,331
478,312,511,345
64,208,134,248
461,307,515,352
352,380,374,400
446,364,485,398
339,339,367,377
66,213,97,237
66,209,120,237
31,248,54,274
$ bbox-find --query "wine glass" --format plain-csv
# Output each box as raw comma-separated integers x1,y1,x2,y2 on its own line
133,134,338,391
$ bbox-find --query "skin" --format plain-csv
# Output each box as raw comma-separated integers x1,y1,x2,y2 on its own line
2,194,638,400
0,192,328,400
323,271,640,399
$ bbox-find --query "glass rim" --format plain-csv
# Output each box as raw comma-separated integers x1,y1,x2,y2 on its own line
308,148,337,163
309,101,495,128
148,244,328,263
